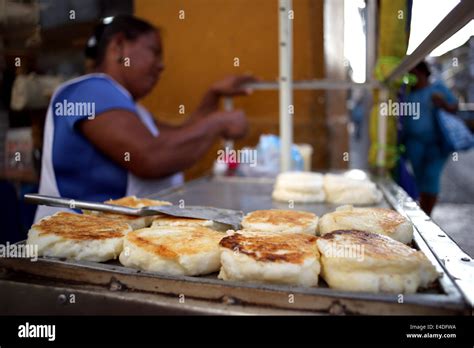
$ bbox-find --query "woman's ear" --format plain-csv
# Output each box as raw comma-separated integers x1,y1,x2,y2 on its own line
108,32,126,63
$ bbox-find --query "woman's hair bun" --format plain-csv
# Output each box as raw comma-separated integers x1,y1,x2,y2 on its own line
85,19,108,59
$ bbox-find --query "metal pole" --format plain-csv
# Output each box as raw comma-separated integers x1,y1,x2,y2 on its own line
366,0,377,84
279,0,293,172
223,97,234,151
244,80,379,90
386,0,474,83
364,0,377,170
377,87,389,170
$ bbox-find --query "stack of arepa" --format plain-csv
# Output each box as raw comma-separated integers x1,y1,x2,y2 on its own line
272,172,325,203
317,230,438,293
119,226,225,276
83,195,172,230
272,171,383,205
27,212,132,262
318,205,414,244
219,230,320,287
218,209,321,287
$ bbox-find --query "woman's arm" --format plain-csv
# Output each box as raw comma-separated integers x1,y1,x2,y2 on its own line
432,93,458,114
78,109,247,179
150,74,256,130
185,75,256,124
148,91,219,131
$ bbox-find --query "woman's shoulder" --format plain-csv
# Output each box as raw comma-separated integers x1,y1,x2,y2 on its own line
429,80,450,92
430,80,457,100
52,74,135,107
57,74,129,97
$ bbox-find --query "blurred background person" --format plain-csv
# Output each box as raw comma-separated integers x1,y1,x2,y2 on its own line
401,61,458,215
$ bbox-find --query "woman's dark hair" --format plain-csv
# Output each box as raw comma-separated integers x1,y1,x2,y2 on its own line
85,15,157,65
413,61,431,77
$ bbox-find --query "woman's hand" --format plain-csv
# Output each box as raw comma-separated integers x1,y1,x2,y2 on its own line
432,93,446,108
210,74,257,97
191,74,257,122
209,109,248,140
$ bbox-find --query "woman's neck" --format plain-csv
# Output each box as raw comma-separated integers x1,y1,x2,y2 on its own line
93,65,128,91
92,65,137,100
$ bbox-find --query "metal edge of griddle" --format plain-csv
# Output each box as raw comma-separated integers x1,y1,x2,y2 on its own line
376,176,473,311
0,255,467,315
0,278,315,315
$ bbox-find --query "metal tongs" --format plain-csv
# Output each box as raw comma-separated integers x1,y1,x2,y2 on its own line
25,194,243,230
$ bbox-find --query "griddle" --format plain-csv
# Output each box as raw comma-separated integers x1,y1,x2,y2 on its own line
0,174,472,315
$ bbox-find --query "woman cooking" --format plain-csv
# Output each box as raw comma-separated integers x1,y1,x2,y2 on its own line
35,15,254,221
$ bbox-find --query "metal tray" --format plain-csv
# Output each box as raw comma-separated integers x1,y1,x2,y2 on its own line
0,174,472,315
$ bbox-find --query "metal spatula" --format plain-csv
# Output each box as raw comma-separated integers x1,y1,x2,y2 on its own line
25,194,243,230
